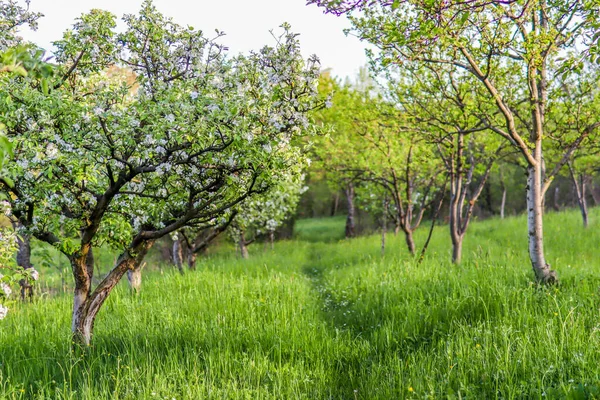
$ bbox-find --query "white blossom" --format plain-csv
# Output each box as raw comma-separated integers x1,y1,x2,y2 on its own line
0,282,11,298
46,143,59,159
0,304,7,320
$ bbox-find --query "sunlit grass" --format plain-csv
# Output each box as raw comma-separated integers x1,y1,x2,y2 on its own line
1,208,599,398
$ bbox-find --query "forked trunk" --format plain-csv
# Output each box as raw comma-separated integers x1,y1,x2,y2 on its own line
345,183,356,238
527,166,556,283
72,241,153,346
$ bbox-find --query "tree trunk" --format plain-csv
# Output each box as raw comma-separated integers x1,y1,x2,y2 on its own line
404,229,416,256
381,199,387,256
591,183,600,206
127,262,145,293
187,252,197,270
86,247,95,283
500,188,507,219
72,241,153,346
344,183,356,238
552,186,560,212
527,165,556,283
330,192,339,217
451,234,463,264
172,238,184,274
239,232,249,259
15,225,33,301
269,231,275,250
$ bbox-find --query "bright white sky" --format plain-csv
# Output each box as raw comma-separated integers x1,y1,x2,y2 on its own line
17,0,369,80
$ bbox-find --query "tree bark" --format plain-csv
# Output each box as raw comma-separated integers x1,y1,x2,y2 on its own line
527,166,556,283
569,165,588,228
187,252,197,270
381,198,387,256
344,182,356,238
553,186,560,212
451,234,463,264
404,229,416,256
172,238,184,274
15,224,33,301
330,192,339,217
239,232,249,259
500,188,507,219
72,241,153,346
269,231,275,250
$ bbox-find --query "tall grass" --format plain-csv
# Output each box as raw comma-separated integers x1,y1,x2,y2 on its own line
1,209,599,399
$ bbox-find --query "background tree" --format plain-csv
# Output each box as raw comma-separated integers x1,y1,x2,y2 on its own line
309,0,600,283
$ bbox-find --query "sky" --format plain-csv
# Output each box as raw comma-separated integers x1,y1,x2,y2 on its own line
17,0,369,80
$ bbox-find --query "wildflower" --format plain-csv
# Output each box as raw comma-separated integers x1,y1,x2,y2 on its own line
408,387,414,392
190,91,198,100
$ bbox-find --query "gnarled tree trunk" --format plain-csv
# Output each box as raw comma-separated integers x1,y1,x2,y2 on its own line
72,241,153,346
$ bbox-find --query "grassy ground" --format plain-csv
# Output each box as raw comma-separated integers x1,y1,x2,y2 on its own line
1,209,600,399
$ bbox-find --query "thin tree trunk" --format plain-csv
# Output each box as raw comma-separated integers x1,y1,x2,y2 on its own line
239,232,249,259
381,198,387,256
172,238,184,274
269,231,275,250
500,188,507,219
553,186,560,212
404,229,416,256
330,192,339,217
527,165,556,283
15,224,33,301
591,183,600,206
569,165,588,228
418,188,446,265
344,183,356,238
187,252,197,270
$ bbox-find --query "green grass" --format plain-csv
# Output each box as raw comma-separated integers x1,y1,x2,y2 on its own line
2,209,600,399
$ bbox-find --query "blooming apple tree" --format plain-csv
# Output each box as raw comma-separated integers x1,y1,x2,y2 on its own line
0,1,321,344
